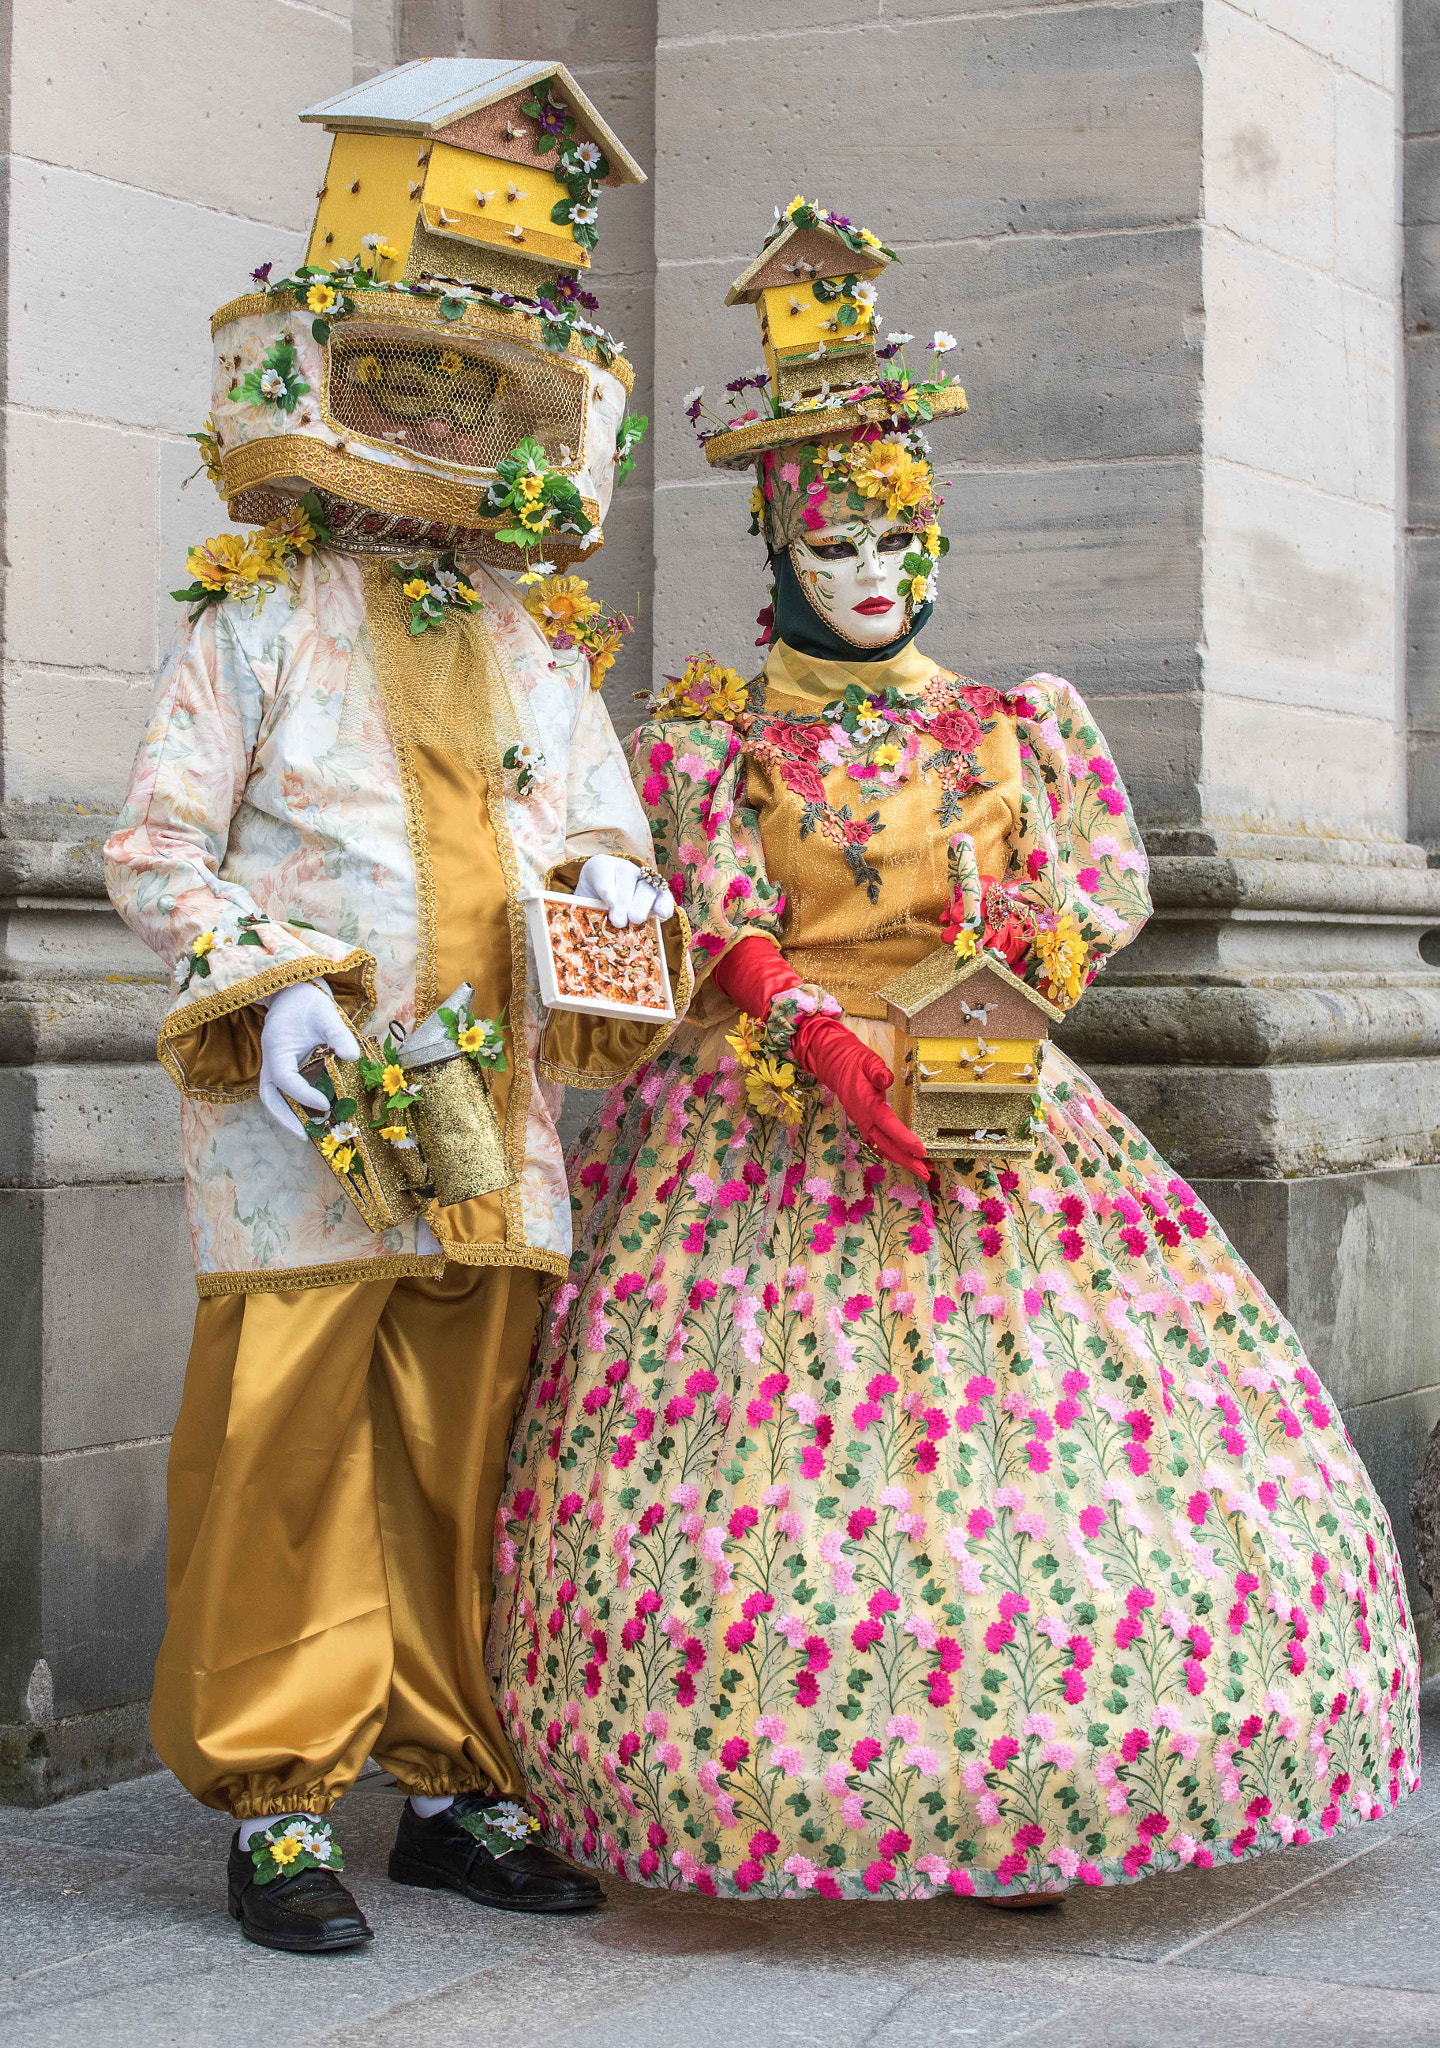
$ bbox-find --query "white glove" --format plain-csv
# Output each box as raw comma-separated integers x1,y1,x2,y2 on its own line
257,979,362,1141
576,854,676,930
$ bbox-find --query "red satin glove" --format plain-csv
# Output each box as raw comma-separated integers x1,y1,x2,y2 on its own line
792,1014,931,1180
711,939,930,1180
709,935,800,1016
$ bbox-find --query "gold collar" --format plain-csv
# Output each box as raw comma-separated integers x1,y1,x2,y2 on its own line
760,638,937,709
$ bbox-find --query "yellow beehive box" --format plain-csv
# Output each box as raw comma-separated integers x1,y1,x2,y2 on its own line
878,949,1064,1162
299,58,645,290
727,209,890,402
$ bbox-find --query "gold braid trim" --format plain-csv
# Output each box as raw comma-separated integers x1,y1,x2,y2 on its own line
211,289,636,394
220,434,602,545
459,609,538,1258
193,1239,567,1296
156,948,377,1101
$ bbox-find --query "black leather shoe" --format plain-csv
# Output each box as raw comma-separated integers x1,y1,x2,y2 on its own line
389,1793,604,1914
227,1830,374,1953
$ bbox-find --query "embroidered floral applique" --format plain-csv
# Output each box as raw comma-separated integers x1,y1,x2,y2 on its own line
742,675,1005,900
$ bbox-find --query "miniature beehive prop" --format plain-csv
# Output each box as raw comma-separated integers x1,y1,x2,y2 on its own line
300,58,645,298
878,949,1064,1162
725,216,890,405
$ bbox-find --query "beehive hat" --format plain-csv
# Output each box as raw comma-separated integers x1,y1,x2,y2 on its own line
697,197,968,471
202,60,647,566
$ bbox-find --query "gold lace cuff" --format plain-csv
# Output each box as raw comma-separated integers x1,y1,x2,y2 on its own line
156,950,377,1102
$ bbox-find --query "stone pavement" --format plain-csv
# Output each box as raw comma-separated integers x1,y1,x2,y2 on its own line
5,1686,1440,2048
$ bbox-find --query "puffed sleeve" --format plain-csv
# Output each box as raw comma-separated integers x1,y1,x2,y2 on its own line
103,600,374,1100
628,715,787,1023
1007,673,1152,975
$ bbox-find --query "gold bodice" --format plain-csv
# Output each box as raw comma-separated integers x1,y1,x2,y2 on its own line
741,641,1022,1017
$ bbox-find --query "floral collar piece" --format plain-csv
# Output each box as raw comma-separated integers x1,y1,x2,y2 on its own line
522,573,634,689
172,493,330,623
649,652,752,723
396,552,482,634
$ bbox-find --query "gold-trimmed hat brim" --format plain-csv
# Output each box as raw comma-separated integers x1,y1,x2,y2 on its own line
703,383,968,471
221,434,603,568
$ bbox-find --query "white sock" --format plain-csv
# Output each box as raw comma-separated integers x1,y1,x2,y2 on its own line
409,1793,455,1819
237,1811,323,1849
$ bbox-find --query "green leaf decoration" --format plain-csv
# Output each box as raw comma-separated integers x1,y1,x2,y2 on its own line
456,1801,540,1860
248,1819,344,1887
439,296,467,321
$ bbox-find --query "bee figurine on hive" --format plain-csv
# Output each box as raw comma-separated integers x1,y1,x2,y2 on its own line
878,946,1064,1162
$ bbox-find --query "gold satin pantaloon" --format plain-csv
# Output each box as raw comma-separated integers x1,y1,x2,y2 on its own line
152,1264,539,1819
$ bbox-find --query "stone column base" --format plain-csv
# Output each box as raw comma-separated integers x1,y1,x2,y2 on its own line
0,1698,159,1806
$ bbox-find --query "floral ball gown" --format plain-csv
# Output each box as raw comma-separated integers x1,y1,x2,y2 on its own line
488,638,1420,1901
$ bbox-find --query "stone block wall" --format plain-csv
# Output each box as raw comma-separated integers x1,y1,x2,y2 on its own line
6,0,1440,1801
0,0,379,1805
1410,0,1440,848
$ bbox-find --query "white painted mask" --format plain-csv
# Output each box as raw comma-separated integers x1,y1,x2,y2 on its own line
790,514,920,649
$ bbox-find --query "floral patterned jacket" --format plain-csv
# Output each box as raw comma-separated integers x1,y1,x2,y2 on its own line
105,549,656,1292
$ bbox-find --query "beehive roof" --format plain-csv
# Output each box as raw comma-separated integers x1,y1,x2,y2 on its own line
300,59,645,184
878,947,1065,1026
725,218,889,305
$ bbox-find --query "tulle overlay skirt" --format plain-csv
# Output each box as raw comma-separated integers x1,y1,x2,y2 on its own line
489,1017,1421,1900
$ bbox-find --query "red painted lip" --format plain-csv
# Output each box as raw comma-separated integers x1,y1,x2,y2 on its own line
853,596,896,615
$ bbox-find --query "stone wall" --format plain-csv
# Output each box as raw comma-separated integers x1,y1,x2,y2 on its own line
0,0,387,1805
5,0,1440,1802
1410,0,1440,849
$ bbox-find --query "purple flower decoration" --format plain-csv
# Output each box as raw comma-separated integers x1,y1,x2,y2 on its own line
251,262,273,286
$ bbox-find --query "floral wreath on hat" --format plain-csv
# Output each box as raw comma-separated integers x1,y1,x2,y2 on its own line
749,428,950,610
